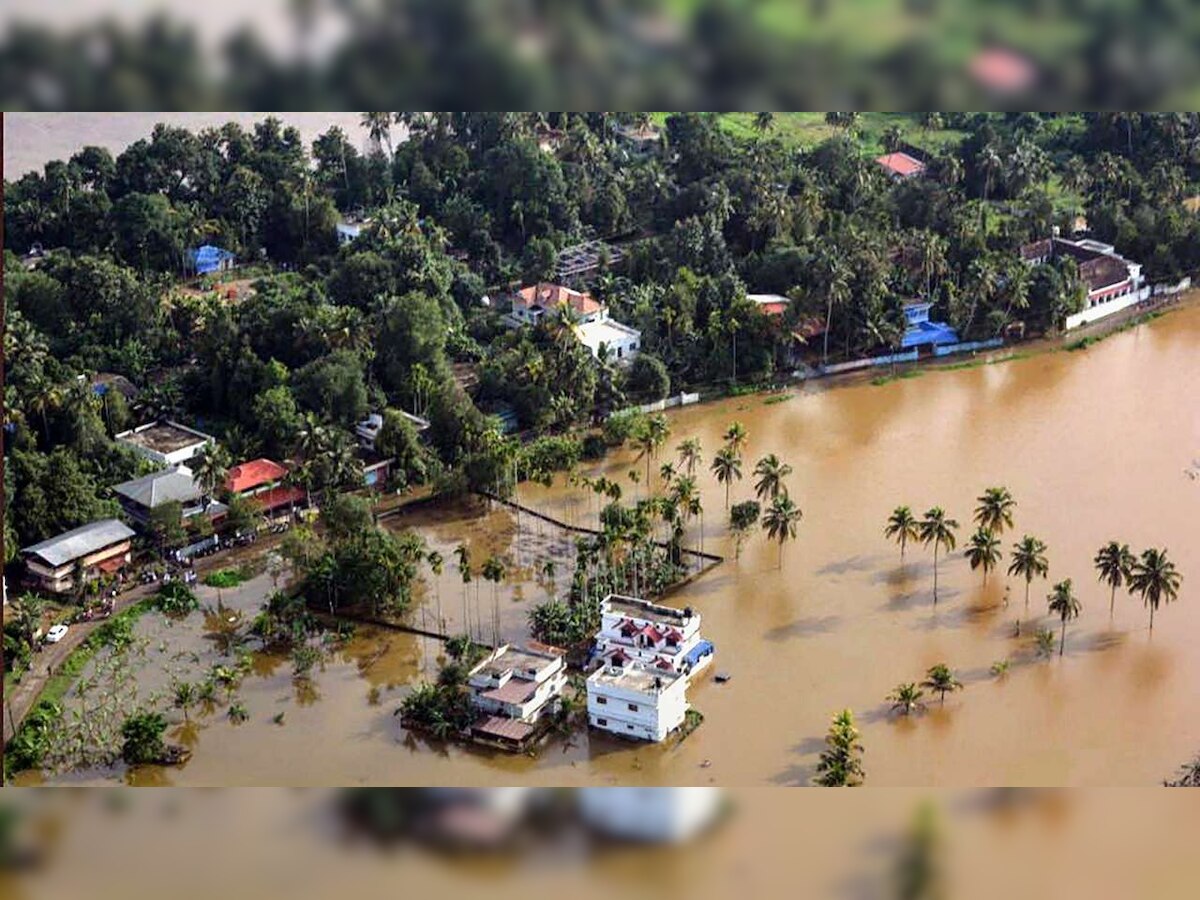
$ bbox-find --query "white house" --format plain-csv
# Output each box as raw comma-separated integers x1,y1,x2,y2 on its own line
335,218,370,245
1020,235,1149,329
21,520,136,594
355,411,430,451
578,788,722,844
593,595,714,680
467,645,567,748
115,420,215,468
509,283,641,363
587,657,689,742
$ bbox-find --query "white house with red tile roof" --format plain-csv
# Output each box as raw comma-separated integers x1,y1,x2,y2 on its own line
510,283,642,363
593,595,714,680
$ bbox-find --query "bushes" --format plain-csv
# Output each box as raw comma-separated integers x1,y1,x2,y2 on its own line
580,433,607,460
203,568,247,589
119,711,168,765
154,581,199,616
520,434,583,476
602,409,647,447
624,353,670,401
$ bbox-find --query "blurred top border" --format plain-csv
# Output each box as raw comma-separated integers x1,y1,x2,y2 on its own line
0,0,1198,111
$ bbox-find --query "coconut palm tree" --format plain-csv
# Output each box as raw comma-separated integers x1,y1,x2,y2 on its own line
454,544,473,639
677,437,703,477
360,112,393,156
884,505,920,560
659,461,677,488
753,454,793,501
1093,541,1136,619
920,664,963,706
813,709,865,787
1007,535,1049,612
193,444,231,502
723,421,748,454
711,446,743,509
887,682,926,716
1129,548,1183,633
973,487,1016,536
427,550,445,633
762,494,802,569
964,527,1002,585
918,508,959,604
1046,579,1081,656
481,556,506,647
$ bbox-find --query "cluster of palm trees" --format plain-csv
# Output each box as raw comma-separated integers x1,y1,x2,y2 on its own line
888,664,964,716
450,545,510,648
885,487,1184,652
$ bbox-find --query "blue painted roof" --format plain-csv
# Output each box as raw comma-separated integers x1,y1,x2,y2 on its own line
684,640,714,666
901,319,959,348
190,244,235,274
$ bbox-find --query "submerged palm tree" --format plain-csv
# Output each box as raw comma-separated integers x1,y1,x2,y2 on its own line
884,506,920,560
762,494,802,568
964,527,1002,585
711,446,743,509
1094,541,1136,618
1007,535,1049,611
973,487,1016,536
1047,579,1082,656
677,437,703,477
1129,547,1182,633
723,421,748,454
888,682,926,716
918,508,959,604
753,454,793,501
920,664,963,705
813,709,865,787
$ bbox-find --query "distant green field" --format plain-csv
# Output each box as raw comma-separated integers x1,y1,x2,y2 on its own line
650,112,967,156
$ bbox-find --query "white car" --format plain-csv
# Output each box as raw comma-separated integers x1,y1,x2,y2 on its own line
45,624,69,644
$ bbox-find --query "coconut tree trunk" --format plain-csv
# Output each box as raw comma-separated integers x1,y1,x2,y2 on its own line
1110,584,1116,618
1059,621,1067,656
933,545,939,604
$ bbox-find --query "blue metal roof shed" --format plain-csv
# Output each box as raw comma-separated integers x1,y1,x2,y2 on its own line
900,302,959,348
189,245,236,275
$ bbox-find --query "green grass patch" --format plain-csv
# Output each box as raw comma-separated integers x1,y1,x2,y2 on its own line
939,351,1031,371
203,568,248,589
762,393,793,405
1065,310,1166,351
871,369,924,386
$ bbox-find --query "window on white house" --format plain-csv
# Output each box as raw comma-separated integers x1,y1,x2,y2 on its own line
597,717,607,727
627,703,639,711
597,696,607,705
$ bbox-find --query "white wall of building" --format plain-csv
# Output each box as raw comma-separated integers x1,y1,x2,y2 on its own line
587,665,688,742
1065,283,1151,329
578,788,721,843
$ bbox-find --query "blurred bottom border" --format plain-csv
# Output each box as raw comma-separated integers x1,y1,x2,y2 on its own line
1,787,1198,899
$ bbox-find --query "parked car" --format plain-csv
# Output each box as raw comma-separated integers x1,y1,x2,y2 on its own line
45,624,69,644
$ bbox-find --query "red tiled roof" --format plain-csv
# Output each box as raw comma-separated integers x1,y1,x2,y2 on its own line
248,485,305,512
225,458,288,494
473,716,534,742
608,648,630,665
515,283,602,316
664,628,684,643
875,152,926,178
637,624,665,643
481,678,538,705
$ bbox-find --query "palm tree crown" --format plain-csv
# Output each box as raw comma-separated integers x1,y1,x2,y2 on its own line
1094,541,1135,617
1129,547,1182,632
753,454,793,501
974,486,1016,535
1046,579,1082,656
762,494,802,568
920,664,963,705
1007,535,1049,609
964,527,1002,584
918,508,959,603
884,505,920,559
711,446,743,509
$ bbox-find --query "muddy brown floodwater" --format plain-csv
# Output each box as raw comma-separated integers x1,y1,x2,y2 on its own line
41,303,1200,786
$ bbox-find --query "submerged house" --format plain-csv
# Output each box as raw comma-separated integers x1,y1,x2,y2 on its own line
466,645,568,750
586,656,689,743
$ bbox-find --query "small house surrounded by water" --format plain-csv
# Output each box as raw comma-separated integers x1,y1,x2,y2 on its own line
467,645,567,750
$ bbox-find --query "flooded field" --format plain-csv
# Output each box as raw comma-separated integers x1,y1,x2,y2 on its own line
35,303,1200,786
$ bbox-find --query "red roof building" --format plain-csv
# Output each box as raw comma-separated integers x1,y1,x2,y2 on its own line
875,152,926,179
225,458,288,495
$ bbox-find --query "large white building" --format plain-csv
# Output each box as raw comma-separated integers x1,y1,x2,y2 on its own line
592,595,714,679
509,283,641,363
587,656,689,742
466,645,567,749
1020,236,1149,329
115,420,214,468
